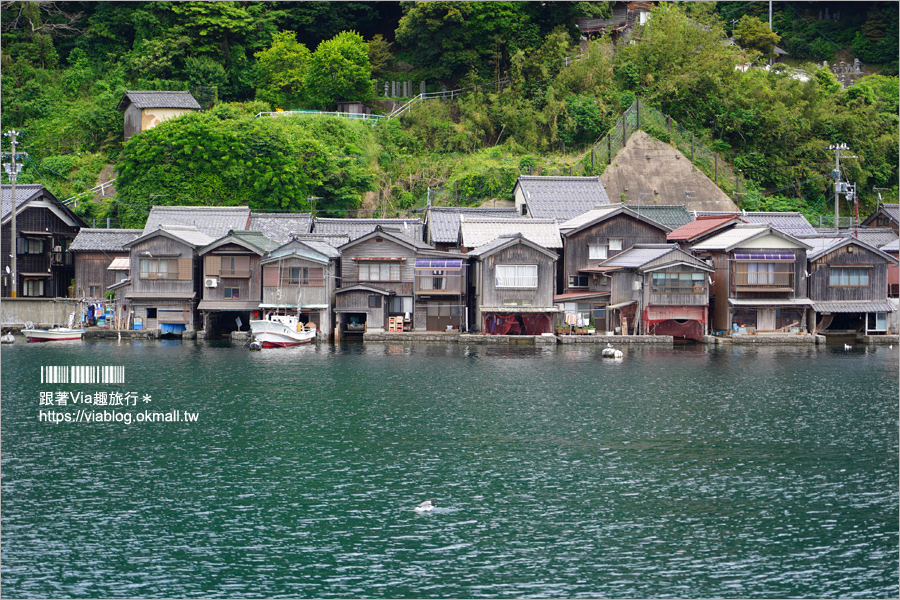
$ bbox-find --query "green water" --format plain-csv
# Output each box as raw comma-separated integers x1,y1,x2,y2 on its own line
1,340,897,598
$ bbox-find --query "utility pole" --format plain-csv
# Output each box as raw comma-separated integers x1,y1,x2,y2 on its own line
3,130,23,298
828,143,857,230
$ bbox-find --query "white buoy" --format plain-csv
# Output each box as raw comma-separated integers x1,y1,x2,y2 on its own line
414,499,435,512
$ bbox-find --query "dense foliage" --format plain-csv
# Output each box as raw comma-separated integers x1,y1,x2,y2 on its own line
1,1,896,226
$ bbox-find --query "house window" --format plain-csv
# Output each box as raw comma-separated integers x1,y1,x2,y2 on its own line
16,237,44,254
746,262,776,285
359,262,401,282
23,278,44,297
589,245,608,260
281,266,324,287
651,272,706,293
568,275,589,288
139,258,177,279
221,256,251,277
608,238,623,252
496,265,538,288
368,295,382,308
224,287,240,299
829,267,869,287
146,308,157,319
389,296,413,314
868,312,887,332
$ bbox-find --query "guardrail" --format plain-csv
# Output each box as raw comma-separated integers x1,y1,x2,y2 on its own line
255,110,387,122
62,178,117,207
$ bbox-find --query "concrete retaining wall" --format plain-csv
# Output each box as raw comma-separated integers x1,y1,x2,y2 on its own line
1,298,82,327
858,334,899,344
728,333,822,344
558,334,672,345
365,332,461,343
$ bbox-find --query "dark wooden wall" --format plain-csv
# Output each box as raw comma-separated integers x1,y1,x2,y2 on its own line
808,245,890,302
478,243,556,309
562,215,667,293
74,251,128,299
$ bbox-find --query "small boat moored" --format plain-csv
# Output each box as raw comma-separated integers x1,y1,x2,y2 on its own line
249,313,317,348
22,327,85,342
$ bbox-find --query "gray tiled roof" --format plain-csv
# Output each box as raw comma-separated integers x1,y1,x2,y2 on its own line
290,233,350,248
313,217,424,242
881,238,899,252
69,229,142,252
1,184,46,221
515,176,611,220
211,230,281,254
867,203,899,224
460,217,562,249
427,206,521,243
804,235,897,262
143,206,250,238
248,212,313,244
625,205,693,229
597,244,680,269
810,300,896,313
559,203,672,234
697,211,816,236
118,91,201,111
804,228,899,250
126,225,214,249
467,233,557,258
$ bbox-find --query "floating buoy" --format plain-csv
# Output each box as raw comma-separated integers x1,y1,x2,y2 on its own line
414,499,436,512
249,340,262,351
1,333,14,344
601,344,623,358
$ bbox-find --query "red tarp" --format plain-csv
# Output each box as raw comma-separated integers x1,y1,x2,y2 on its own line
483,313,553,335
643,306,707,341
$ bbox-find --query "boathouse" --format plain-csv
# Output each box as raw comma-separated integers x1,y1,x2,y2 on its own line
690,224,812,335
198,230,279,337
69,228,141,301
1,184,86,298
122,225,213,333
591,244,714,340
259,236,341,339
804,235,897,335
468,233,558,335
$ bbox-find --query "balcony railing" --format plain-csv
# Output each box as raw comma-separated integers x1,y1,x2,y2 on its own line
733,269,794,291
415,273,462,294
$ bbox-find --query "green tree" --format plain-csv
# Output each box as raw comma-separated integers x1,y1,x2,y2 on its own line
254,31,312,109
305,31,373,109
367,34,394,78
734,15,781,58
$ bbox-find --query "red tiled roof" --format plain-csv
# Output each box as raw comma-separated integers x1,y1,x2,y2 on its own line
667,214,741,241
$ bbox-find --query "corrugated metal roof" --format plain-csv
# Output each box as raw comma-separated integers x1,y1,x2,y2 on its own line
696,211,816,236
248,213,313,244
143,206,251,238
597,245,679,269
691,224,810,251
118,91,201,111
667,214,741,241
313,218,424,242
516,176,611,221
811,300,896,313
1,184,44,221
625,205,693,229
107,257,130,270
460,218,562,249
69,229,142,252
881,238,899,252
427,206,521,243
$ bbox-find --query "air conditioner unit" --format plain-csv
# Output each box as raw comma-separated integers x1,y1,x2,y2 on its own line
205,277,218,288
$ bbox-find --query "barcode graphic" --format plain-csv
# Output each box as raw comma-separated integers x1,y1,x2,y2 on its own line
41,366,125,384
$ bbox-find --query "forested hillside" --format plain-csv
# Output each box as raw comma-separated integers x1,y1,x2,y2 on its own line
1,1,897,227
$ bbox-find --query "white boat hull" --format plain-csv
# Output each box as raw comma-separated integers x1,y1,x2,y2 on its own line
250,315,316,348
23,328,85,342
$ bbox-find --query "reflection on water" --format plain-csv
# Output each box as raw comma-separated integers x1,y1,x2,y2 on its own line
2,341,897,599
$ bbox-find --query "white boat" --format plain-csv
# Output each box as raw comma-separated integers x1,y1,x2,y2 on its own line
22,327,85,342
249,313,316,348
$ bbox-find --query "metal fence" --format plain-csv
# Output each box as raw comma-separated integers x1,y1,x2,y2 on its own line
580,100,749,199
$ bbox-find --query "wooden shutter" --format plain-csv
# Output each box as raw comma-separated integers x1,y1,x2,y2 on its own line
309,267,325,286
205,255,221,276
177,258,192,280
263,265,279,287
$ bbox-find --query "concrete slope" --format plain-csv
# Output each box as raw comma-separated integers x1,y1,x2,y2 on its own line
601,130,738,212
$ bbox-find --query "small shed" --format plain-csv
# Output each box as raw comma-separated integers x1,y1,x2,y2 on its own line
117,91,201,141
